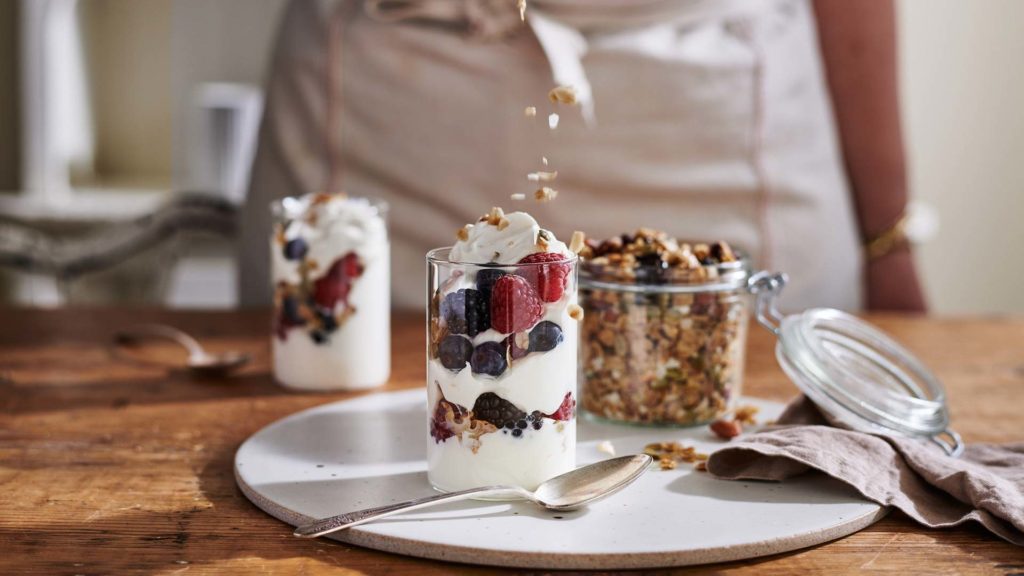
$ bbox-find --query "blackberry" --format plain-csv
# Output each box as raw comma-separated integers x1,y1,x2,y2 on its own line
528,321,563,352
283,237,309,261
441,289,490,336
470,341,507,377
438,335,474,371
472,392,526,429
527,410,544,430
463,289,491,336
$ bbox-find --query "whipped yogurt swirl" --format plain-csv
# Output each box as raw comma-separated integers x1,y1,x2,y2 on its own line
277,194,387,271
449,211,570,264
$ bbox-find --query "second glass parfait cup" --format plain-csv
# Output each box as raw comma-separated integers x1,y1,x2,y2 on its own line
425,248,579,492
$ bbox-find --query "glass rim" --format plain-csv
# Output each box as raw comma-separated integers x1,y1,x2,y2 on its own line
579,253,752,294
270,194,389,219
426,246,578,268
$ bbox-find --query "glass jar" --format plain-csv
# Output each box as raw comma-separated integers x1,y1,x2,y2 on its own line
579,257,751,426
270,194,390,391
426,248,578,492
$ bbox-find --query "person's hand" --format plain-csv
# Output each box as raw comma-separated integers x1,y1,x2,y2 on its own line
865,246,927,312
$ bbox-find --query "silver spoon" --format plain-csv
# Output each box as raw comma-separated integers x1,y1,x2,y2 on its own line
294,454,653,538
115,324,250,376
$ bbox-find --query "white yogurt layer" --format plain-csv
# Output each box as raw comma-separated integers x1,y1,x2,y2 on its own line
449,211,570,264
427,383,576,492
271,194,390,390
272,194,388,285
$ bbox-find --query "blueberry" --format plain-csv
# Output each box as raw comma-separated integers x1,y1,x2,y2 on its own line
511,428,523,437
470,341,507,377
516,419,528,429
438,335,474,371
281,296,304,326
528,321,563,352
310,329,328,344
283,238,308,261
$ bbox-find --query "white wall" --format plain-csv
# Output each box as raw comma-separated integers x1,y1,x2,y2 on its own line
898,0,1024,314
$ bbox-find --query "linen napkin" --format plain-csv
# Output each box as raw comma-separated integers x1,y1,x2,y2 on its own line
706,395,1024,545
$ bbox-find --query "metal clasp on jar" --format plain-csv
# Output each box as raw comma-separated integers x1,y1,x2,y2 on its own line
747,271,788,336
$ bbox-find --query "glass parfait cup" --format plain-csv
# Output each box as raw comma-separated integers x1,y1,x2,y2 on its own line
426,248,578,492
270,195,390,391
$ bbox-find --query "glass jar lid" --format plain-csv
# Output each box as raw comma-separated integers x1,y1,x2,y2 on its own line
748,272,963,457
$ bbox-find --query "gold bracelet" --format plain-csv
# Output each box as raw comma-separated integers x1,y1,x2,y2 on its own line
865,213,910,261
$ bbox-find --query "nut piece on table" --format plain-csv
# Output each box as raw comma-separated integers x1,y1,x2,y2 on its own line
710,419,743,440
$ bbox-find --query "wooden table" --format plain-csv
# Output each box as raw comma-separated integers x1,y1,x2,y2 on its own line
2,309,1022,574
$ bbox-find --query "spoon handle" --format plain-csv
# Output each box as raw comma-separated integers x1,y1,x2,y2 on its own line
293,485,526,538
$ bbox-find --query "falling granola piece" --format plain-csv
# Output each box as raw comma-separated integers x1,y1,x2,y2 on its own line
524,106,537,117
510,193,526,201
535,187,558,202
569,230,586,254
548,113,560,129
548,85,578,105
527,171,558,182
596,440,616,456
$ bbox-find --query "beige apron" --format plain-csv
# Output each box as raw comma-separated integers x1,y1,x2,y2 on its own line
241,0,863,312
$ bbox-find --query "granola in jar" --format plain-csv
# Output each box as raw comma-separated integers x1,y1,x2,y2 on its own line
578,229,750,426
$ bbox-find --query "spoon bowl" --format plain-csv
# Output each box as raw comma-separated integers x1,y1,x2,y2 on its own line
115,324,250,376
293,454,653,538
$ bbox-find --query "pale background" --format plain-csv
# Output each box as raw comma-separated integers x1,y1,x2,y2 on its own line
0,0,1021,313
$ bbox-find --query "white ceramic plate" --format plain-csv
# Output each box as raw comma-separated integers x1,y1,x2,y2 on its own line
235,389,884,569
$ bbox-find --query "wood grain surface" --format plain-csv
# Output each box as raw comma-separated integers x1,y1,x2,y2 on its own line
1,308,1022,575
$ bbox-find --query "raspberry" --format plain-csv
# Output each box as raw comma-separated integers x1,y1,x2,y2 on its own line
313,252,363,310
490,275,544,334
430,398,469,443
545,392,576,421
517,252,570,303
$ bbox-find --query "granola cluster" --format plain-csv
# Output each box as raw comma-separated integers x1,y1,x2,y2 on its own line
579,229,749,426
